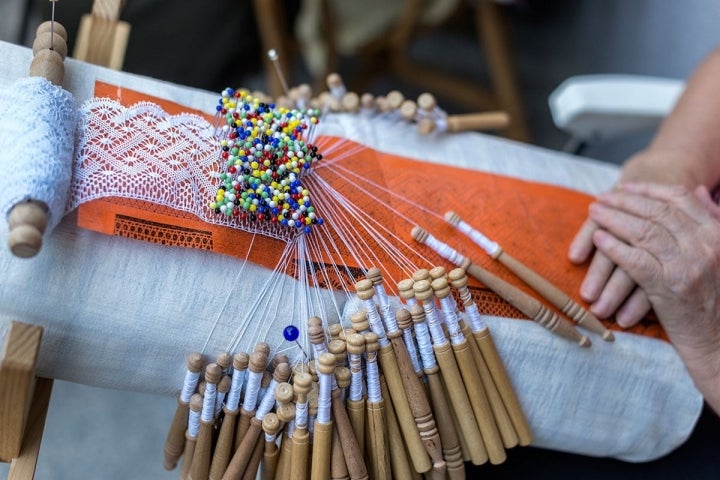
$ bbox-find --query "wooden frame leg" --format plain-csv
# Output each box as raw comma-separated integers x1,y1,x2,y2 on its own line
8,378,53,480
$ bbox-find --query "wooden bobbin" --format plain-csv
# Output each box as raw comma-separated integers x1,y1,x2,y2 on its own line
417,92,438,113
235,351,268,449
328,323,343,341
364,334,394,480
179,393,204,480
433,277,518,454
254,342,271,357
326,72,346,96
448,267,534,446
215,351,232,373
29,44,64,86
409,302,489,466
261,413,282,480
411,226,591,348
416,279,507,464
345,333,366,458
369,325,431,474
331,424,350,480
360,93,375,112
311,353,337,480
386,90,405,111
328,339,347,368
400,100,418,122
349,311,369,334
443,212,612,342
391,309,447,479
412,268,431,283
163,352,203,471
341,92,360,113
290,373,312,480
374,96,390,113
330,372,368,480
225,363,290,480
397,278,416,303
190,363,222,480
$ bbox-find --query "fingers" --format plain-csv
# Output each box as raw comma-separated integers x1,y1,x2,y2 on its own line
568,218,598,263
589,201,679,257
614,287,652,328
579,251,615,302
614,182,713,226
591,229,663,289
588,264,638,319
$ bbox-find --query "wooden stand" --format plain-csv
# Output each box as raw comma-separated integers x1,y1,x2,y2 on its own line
73,0,130,70
0,321,52,480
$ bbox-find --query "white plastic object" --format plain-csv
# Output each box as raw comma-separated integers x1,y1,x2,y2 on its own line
549,74,685,141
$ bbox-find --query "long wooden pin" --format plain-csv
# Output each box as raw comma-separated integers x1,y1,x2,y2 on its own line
412,226,591,347
445,211,614,340
190,363,222,480
164,353,204,470
179,393,203,480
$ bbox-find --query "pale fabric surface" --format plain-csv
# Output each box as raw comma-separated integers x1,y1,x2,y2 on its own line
0,41,702,462
0,76,76,229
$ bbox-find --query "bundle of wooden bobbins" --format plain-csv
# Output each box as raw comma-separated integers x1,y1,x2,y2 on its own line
266,72,511,137
163,266,532,480
7,6,68,258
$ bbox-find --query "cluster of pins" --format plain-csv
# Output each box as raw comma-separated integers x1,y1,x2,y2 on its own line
7,1,67,258
257,66,510,136
163,266,532,480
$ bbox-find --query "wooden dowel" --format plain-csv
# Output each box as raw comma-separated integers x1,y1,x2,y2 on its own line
447,111,511,132
242,430,265,480
164,353,204,470
448,267,533,446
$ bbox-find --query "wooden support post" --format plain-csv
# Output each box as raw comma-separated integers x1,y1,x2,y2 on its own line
73,0,130,70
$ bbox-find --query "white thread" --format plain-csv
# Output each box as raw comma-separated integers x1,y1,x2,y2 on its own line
421,231,468,267
180,370,201,404
214,389,226,417
225,368,246,412
265,431,279,443
201,383,217,423
453,218,500,256
187,408,201,438
256,379,280,420
464,302,486,331
422,301,448,347
295,401,309,429
242,370,263,412
361,298,389,347
413,320,437,370
438,296,465,345
374,283,399,333
365,353,382,403
348,352,364,401
0,77,75,230
317,369,332,424
402,326,422,374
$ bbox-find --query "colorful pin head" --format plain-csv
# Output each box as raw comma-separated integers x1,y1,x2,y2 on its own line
209,88,324,236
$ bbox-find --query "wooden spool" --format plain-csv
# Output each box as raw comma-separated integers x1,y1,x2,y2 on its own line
163,352,203,470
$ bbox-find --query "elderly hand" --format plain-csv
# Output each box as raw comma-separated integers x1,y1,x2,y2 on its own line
588,182,720,410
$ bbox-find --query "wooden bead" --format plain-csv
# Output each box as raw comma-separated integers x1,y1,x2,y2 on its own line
400,100,417,121
248,352,268,374
345,333,365,356
8,224,43,258
254,342,271,356
417,92,437,111
216,352,232,371
386,90,405,110
412,269,430,282
349,311,369,333
233,352,250,370
274,382,294,404
204,363,222,384
308,324,326,346
317,353,336,375
32,32,67,59
354,278,374,300
29,49,64,85
36,20,67,41
412,279,433,302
